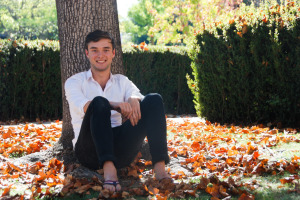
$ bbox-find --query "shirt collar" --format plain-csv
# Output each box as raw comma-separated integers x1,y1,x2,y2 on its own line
87,69,93,80
87,69,114,84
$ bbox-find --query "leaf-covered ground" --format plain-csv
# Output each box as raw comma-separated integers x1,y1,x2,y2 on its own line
0,117,299,199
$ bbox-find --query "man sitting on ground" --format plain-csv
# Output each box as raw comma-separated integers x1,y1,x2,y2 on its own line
65,30,171,192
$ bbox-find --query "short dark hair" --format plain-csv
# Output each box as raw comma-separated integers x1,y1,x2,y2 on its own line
84,30,115,50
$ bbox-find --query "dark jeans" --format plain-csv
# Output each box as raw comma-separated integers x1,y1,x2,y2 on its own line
75,93,170,170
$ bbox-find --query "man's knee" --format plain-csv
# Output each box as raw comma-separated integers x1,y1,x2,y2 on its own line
143,93,163,104
141,93,165,115
90,96,111,112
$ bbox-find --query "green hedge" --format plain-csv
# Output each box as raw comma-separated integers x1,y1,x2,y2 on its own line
0,40,61,121
123,45,195,114
0,41,195,121
187,1,300,127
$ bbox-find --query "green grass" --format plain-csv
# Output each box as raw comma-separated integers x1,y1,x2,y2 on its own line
241,171,300,200
9,151,26,158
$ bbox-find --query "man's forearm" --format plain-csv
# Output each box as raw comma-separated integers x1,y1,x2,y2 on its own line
127,96,141,102
109,102,121,112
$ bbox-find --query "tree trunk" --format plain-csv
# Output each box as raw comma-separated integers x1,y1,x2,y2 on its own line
56,0,123,150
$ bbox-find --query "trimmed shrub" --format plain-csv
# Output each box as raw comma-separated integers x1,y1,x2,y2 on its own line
123,45,195,114
187,1,300,126
0,40,61,121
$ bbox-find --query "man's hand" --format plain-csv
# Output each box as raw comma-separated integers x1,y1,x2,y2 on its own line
84,101,91,113
110,102,133,120
127,97,141,126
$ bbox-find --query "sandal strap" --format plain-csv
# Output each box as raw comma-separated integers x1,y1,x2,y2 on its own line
103,180,120,187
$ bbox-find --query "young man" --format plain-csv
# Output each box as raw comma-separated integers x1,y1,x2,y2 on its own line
65,30,171,192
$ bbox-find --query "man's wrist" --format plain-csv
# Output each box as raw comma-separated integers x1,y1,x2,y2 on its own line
128,96,141,102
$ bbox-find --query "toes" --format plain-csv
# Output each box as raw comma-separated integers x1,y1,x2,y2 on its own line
103,185,115,193
116,184,122,192
103,183,122,193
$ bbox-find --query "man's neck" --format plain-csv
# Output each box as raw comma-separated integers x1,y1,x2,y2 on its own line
91,69,111,90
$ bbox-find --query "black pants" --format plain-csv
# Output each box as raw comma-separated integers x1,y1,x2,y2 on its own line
75,93,170,170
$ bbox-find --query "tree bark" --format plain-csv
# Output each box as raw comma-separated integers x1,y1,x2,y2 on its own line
56,0,123,150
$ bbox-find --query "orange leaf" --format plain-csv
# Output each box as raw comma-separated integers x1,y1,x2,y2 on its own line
156,194,167,200
241,129,249,134
219,185,229,197
269,129,278,134
128,169,139,178
7,162,22,172
260,137,269,144
262,15,268,23
238,193,255,200
48,158,63,171
144,185,149,192
11,174,19,179
3,129,12,139
228,150,238,156
24,124,29,131
205,184,220,197
191,141,200,151
144,160,152,166
170,150,178,158
247,143,257,154
292,155,300,162
148,186,159,195
1,185,12,197
286,164,297,174
226,158,234,164
253,151,260,160
36,171,47,182
242,25,248,34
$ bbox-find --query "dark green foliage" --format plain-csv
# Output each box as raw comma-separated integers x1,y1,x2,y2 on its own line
0,40,61,121
187,2,300,126
0,41,195,121
123,45,195,114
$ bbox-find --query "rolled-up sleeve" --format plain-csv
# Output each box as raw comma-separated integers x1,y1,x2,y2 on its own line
124,77,144,102
65,75,89,117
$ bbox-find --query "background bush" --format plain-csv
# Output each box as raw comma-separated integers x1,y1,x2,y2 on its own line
0,40,61,121
123,44,195,114
187,1,300,127
0,41,195,121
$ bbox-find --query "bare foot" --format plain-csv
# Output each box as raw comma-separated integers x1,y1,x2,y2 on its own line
103,161,121,192
154,161,172,181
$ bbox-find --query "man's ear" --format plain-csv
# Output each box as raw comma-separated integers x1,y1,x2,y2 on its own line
112,49,115,58
85,49,89,57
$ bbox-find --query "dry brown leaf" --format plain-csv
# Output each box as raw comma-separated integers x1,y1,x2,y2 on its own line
238,193,255,200
128,169,139,178
74,184,92,194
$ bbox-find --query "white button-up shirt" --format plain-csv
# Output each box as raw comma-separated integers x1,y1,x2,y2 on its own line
65,69,144,147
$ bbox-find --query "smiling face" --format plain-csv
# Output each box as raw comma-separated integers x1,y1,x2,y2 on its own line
85,39,115,73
